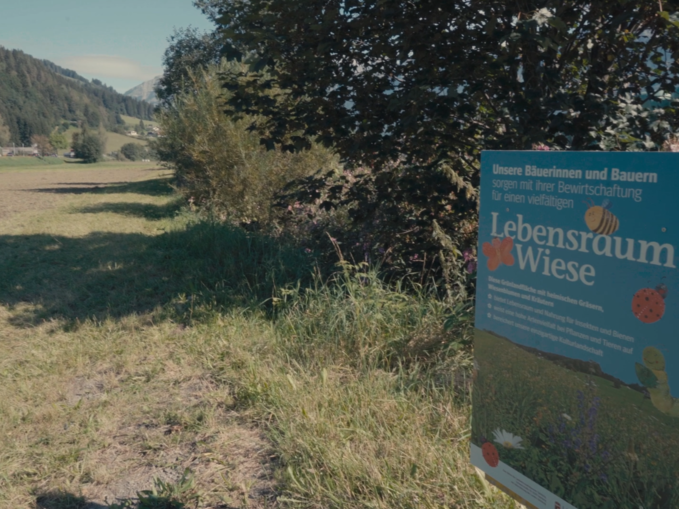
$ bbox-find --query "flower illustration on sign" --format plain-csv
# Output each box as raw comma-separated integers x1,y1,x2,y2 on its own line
482,237,515,271
492,428,524,449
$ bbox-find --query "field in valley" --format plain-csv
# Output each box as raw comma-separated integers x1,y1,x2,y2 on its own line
0,162,516,509
59,127,148,154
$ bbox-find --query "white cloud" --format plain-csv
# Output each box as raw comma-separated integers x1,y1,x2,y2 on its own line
55,55,161,81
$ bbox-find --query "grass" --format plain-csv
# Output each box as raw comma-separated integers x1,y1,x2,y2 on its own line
473,329,679,509
120,114,160,130
60,126,148,154
0,156,64,167
0,166,517,508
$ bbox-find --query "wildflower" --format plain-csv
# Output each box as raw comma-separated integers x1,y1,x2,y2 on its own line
466,261,477,273
492,429,524,450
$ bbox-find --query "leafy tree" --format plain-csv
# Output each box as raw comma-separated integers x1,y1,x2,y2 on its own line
120,142,148,161
0,113,10,147
83,105,101,128
49,131,69,150
155,26,224,105
210,0,679,290
217,1,679,161
72,128,104,163
31,134,53,156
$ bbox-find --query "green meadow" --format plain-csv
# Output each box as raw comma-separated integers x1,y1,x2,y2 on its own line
473,329,679,509
0,156,64,167
0,163,517,509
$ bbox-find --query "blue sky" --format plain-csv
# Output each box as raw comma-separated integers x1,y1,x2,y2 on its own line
0,0,214,93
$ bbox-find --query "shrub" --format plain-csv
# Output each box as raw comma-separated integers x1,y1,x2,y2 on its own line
72,129,105,163
120,142,149,161
153,61,340,225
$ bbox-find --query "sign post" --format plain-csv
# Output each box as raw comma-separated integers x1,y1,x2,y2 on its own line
472,151,679,509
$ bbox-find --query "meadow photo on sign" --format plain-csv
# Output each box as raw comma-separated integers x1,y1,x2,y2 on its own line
472,151,679,509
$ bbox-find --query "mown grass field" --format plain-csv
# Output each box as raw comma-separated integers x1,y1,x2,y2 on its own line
0,156,64,167
0,162,516,509
473,330,679,509
120,114,160,130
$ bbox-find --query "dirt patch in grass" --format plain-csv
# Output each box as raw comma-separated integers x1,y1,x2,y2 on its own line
72,375,277,508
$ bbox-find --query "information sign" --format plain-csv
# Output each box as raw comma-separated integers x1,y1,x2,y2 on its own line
472,151,679,509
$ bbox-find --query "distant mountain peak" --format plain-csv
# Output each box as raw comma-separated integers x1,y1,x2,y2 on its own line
125,77,161,105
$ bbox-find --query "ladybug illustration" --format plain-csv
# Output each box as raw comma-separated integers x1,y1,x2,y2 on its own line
482,442,499,468
632,284,667,324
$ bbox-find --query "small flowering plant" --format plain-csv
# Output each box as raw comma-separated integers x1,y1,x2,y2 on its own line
534,388,613,492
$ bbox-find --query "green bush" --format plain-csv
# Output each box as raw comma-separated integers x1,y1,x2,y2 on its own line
153,61,340,225
120,142,149,161
72,129,105,163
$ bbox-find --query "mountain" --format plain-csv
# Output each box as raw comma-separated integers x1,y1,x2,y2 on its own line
0,46,155,145
124,77,160,105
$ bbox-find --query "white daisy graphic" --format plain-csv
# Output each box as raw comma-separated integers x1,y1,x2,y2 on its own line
492,428,524,450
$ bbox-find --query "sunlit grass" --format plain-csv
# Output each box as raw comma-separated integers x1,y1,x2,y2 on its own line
0,168,517,508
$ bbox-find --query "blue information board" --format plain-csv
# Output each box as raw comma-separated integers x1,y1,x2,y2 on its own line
472,151,679,509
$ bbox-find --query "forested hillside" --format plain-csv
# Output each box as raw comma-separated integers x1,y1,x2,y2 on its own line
0,46,155,145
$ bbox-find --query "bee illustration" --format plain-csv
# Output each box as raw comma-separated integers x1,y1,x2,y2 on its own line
632,283,667,324
584,199,619,235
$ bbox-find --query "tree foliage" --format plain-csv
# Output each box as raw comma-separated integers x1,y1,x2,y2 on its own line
31,135,53,157
120,142,150,161
72,129,105,163
203,0,679,290
0,113,10,147
49,131,69,150
216,0,679,162
155,27,225,105
153,63,339,224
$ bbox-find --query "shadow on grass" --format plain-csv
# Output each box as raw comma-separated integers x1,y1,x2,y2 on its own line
0,220,315,328
35,490,105,509
35,490,189,509
74,200,184,221
32,178,176,197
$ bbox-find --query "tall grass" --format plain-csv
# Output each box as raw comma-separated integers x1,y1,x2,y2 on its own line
153,221,515,508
